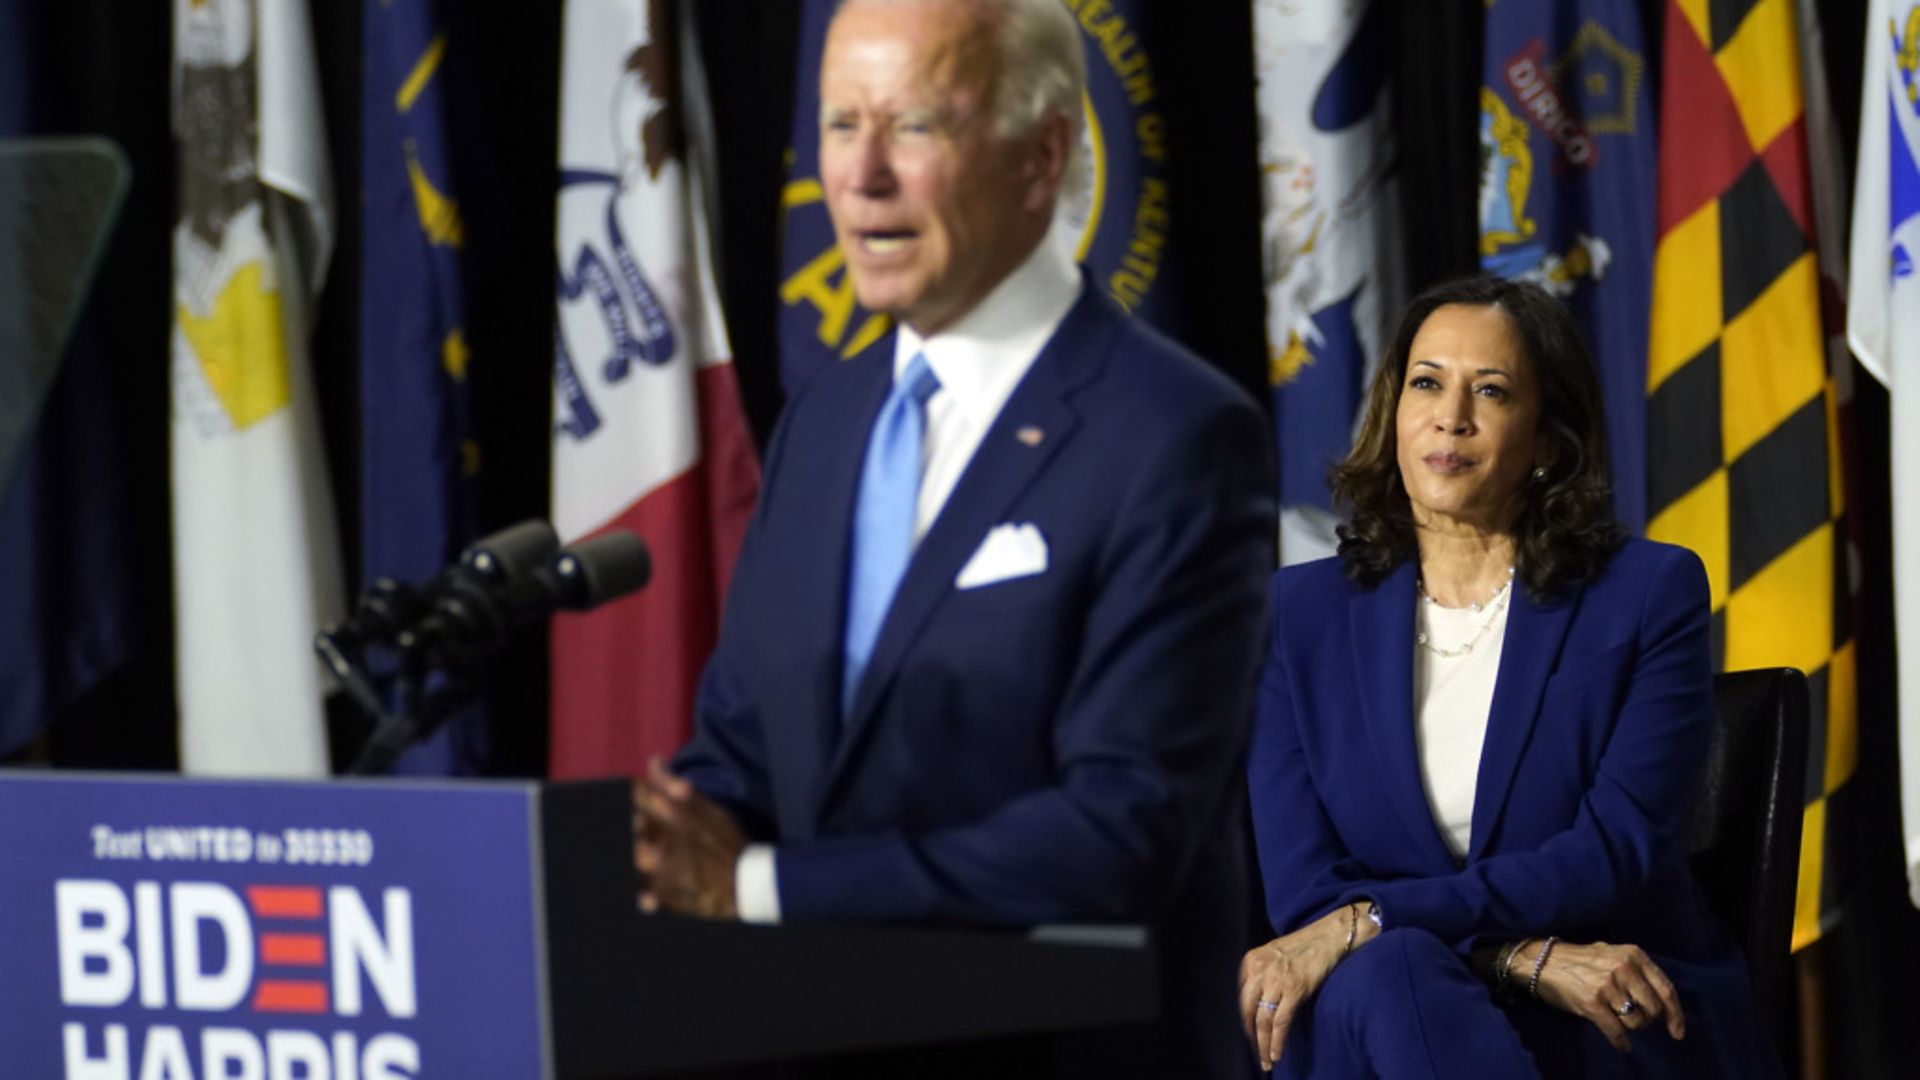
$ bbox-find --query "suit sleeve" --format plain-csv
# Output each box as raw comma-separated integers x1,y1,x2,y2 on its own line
1264,547,1715,943
668,389,805,843
1248,572,1383,935
771,396,1276,926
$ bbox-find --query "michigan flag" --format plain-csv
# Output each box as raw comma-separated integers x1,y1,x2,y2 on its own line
1646,0,1855,947
550,0,760,778
170,0,343,775
1847,0,1920,908
361,0,481,773
1255,0,1402,565
776,0,1185,393
1480,0,1655,531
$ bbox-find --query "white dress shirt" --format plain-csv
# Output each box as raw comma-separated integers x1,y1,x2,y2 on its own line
734,236,1084,923
1411,592,1510,862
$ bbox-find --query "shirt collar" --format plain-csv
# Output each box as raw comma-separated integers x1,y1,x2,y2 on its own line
893,235,1082,416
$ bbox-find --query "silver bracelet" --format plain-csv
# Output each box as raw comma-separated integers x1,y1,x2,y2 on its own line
1527,935,1559,999
1495,939,1524,995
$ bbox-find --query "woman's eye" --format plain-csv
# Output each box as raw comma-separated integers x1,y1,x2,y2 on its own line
1408,375,1439,390
1475,383,1509,400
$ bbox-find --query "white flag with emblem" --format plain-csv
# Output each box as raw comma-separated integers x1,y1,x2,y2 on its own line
171,0,342,775
1849,0,1920,907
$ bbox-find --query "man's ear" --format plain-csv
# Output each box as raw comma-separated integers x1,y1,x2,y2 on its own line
1022,109,1073,213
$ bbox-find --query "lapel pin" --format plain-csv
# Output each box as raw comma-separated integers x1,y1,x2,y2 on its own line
1016,425,1044,447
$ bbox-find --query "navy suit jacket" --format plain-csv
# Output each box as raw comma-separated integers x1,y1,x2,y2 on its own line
676,280,1275,1075
1251,539,1773,1075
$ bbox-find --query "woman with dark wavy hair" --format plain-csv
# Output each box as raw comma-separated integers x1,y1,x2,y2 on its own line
1238,277,1774,1077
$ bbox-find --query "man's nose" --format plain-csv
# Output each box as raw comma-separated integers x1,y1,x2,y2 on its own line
846,131,896,195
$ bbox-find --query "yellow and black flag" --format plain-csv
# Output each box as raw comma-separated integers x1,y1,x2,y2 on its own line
1645,0,1855,948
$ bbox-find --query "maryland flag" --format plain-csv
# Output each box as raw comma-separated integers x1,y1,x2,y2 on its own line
1645,0,1855,947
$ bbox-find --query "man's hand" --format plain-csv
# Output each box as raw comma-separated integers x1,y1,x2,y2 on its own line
1529,939,1686,1053
632,758,746,919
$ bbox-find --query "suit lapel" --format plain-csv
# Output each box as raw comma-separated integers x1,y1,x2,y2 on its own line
1466,579,1579,861
774,347,894,837
1350,562,1459,871
826,286,1114,796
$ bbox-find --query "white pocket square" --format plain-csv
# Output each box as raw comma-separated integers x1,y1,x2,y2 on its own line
955,523,1048,590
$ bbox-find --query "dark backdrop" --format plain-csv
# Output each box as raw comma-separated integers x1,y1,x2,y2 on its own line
6,1,1915,1076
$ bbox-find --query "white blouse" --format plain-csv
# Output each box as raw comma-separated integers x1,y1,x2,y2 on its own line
1412,591,1511,861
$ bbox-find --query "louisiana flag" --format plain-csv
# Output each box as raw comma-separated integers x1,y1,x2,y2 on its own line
1254,0,1402,565
1646,0,1855,947
776,0,1186,393
361,0,481,773
170,0,343,775
550,0,760,778
1847,0,1920,909
1480,0,1655,531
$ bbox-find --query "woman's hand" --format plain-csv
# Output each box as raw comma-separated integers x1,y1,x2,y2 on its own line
1527,939,1686,1052
1238,903,1376,1071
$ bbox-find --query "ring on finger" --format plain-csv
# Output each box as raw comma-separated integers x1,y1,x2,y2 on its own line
1257,999,1280,1011
1614,996,1638,1017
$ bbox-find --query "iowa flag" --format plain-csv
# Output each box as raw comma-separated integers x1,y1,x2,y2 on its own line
1645,0,1854,947
170,0,343,776
550,0,760,778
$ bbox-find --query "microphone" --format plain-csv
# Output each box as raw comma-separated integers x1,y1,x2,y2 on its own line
317,520,562,716
459,518,561,583
321,519,560,650
399,529,651,663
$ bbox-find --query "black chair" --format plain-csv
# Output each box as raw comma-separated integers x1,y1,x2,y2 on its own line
1686,667,1810,1074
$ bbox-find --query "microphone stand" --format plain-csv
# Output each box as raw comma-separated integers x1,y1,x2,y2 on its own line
319,624,479,777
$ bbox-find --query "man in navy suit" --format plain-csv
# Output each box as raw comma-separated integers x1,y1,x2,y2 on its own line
633,0,1273,1071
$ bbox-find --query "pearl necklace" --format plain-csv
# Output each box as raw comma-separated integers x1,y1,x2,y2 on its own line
1415,567,1515,658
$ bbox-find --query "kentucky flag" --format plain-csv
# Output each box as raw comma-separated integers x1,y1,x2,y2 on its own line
1255,0,1402,565
1848,0,1920,909
776,0,1186,393
1479,0,1655,532
361,0,481,773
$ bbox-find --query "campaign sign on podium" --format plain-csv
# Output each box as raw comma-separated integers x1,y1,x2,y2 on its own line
0,773,547,1079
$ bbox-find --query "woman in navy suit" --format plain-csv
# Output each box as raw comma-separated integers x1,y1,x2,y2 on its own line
1241,277,1775,1077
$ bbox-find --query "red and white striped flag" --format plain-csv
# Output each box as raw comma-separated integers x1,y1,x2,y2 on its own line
549,0,759,778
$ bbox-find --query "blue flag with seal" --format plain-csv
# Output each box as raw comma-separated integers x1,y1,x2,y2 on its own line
776,0,1184,393
1256,0,1403,565
1479,0,1654,530
361,0,481,773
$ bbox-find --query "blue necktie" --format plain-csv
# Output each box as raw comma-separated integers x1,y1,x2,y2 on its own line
842,353,940,717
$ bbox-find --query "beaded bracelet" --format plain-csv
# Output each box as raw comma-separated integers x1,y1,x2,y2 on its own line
1527,935,1560,999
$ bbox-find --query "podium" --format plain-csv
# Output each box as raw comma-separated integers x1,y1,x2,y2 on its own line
0,773,1155,1078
